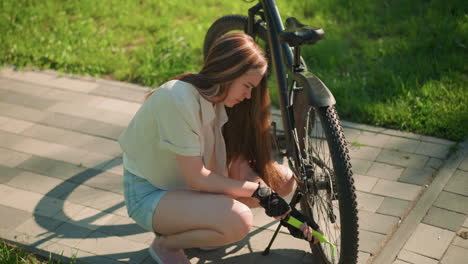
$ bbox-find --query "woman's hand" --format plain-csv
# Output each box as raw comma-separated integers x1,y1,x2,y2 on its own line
251,182,290,217
300,223,322,244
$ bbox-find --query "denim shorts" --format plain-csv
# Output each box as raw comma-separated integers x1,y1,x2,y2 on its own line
123,168,168,234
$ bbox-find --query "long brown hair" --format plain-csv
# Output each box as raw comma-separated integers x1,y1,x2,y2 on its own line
146,33,283,190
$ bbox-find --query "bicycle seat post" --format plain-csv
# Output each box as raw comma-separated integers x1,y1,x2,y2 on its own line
293,45,304,72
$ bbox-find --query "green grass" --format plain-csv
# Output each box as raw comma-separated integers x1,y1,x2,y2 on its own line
1,0,467,141
0,240,75,264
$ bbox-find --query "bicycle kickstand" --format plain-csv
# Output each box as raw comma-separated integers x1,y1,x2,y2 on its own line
262,221,283,256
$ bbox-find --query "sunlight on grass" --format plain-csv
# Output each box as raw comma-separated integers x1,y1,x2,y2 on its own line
0,0,466,140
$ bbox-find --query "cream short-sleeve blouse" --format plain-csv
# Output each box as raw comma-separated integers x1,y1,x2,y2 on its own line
118,80,228,190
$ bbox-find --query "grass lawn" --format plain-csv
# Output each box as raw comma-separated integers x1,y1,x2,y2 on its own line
0,239,75,264
1,0,466,141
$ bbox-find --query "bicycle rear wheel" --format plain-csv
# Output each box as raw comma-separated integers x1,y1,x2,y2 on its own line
293,87,359,264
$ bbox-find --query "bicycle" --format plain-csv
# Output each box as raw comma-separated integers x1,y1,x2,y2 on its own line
203,0,359,263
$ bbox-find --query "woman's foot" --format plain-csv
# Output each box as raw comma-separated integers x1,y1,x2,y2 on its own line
148,237,190,264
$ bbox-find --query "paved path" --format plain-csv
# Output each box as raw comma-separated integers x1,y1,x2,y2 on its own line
0,68,466,264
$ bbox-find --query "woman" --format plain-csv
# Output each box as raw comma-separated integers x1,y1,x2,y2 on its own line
118,33,313,263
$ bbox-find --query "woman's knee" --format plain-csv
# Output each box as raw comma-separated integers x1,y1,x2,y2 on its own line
222,202,253,243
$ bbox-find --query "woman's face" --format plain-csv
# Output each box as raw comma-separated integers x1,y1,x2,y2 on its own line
223,71,264,108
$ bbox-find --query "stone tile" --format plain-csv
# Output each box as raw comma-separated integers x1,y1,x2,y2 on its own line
377,197,411,218
37,241,95,263
444,170,468,196
440,245,468,264
422,206,465,231
75,231,148,262
76,118,125,140
0,204,32,231
245,227,310,252
95,97,141,115
358,210,399,234
67,184,124,213
403,223,455,259
384,136,421,153
0,90,59,110
415,141,450,159
0,115,35,134
398,167,435,186
14,215,64,245
358,229,386,254
0,165,21,183
90,83,147,103
371,179,421,201
351,158,373,175
17,155,86,181
0,147,32,168
356,191,385,212
381,129,421,140
348,145,382,161
20,124,68,143
43,75,99,93
358,251,371,264
397,249,438,264
0,185,61,217
433,191,468,214
393,260,410,264
80,170,123,194
341,121,385,133
251,207,280,231
0,130,25,149
356,131,392,148
420,135,454,145
427,157,444,170
366,162,404,181
453,227,468,249
343,127,361,143
0,77,54,96
0,102,48,122
463,217,468,228
376,149,429,169
459,156,468,171
40,112,88,131
49,222,94,248
97,214,154,245
6,170,77,199
353,174,378,192
1,69,54,84
93,156,124,176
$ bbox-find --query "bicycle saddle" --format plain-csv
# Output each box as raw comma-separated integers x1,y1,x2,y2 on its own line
280,17,324,46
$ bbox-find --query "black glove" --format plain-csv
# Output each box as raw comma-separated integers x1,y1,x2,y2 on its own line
252,182,290,217
280,207,320,240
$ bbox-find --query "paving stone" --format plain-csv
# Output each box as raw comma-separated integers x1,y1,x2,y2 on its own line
348,145,382,161
1,69,54,83
381,129,421,140
0,147,32,168
90,83,147,103
422,206,465,231
351,158,374,175
97,214,154,245
343,127,361,143
463,217,468,228
0,204,32,231
453,227,468,249
440,245,468,264
0,77,54,96
444,170,468,196
6,170,77,199
0,185,60,217
76,118,125,140
366,162,404,181
358,210,399,234
94,97,141,115
37,241,95,263
353,174,378,192
358,251,371,264
356,191,385,212
245,227,310,252
383,136,421,154
427,157,444,170
0,130,25,149
251,207,280,232
14,215,64,245
459,156,468,171
420,135,454,145
403,223,454,259
0,102,48,122
415,141,450,159
342,121,386,133
397,249,438,264
0,90,59,110
17,155,86,181
0,115,35,134
0,165,21,183
433,191,468,214
42,75,99,93
75,231,148,263
93,156,124,176
20,124,68,143
49,221,95,248
355,131,393,148
67,184,124,213
79,170,123,194
376,149,429,169
358,229,386,254
398,167,435,186
377,197,411,218
40,111,87,131
371,179,421,201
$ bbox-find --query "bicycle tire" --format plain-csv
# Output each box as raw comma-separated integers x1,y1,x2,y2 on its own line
293,87,359,264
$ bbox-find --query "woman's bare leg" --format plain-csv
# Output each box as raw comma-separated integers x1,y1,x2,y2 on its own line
152,190,253,251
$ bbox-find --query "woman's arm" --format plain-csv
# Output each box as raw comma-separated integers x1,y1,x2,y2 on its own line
176,155,259,197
